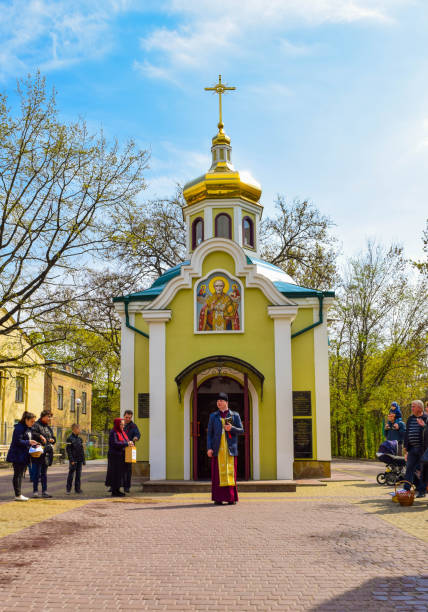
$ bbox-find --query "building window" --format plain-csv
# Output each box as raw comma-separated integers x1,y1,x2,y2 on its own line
15,377,25,403
215,213,232,239
192,218,204,250
57,386,64,410
70,389,75,412
81,391,87,414
242,216,254,248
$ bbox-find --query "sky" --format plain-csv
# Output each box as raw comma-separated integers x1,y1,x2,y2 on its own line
1,0,427,262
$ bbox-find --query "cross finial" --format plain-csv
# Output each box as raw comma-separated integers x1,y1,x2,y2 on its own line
204,74,236,132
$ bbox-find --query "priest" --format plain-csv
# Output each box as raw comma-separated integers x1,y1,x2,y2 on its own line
207,392,244,505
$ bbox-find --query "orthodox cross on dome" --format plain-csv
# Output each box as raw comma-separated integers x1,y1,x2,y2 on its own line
204,74,236,131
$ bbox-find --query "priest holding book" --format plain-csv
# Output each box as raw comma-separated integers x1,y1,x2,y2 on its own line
207,392,244,505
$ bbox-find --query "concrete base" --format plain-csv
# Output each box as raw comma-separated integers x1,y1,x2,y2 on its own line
293,460,331,479
133,461,150,480
142,480,297,493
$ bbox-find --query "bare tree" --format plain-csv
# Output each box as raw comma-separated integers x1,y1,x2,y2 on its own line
0,73,149,363
260,197,338,290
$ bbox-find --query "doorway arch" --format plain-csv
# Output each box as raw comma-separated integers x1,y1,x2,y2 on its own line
183,367,260,480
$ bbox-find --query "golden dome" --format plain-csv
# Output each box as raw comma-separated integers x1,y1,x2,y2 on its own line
183,127,262,207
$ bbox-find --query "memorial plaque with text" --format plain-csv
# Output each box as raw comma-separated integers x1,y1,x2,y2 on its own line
293,391,312,417
293,419,313,459
138,393,150,419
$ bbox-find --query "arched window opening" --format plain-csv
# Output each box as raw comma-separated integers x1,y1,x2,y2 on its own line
215,213,232,239
242,216,254,248
192,218,204,250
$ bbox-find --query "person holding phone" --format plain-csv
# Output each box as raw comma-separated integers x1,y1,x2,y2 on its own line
207,392,244,505
403,400,428,498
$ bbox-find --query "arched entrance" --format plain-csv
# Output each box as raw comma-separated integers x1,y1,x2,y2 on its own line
194,376,248,480
179,360,261,481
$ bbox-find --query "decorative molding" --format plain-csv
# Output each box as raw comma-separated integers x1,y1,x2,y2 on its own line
141,310,172,323
113,302,142,315
268,305,298,321
143,238,296,311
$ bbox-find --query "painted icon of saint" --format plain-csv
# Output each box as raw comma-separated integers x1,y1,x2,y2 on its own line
198,279,240,331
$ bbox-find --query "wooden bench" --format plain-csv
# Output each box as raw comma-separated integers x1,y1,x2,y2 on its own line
0,445,9,462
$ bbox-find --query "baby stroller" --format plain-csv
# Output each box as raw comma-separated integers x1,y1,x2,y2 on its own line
376,440,406,486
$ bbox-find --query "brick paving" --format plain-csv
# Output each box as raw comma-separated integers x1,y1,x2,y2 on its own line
1,460,428,610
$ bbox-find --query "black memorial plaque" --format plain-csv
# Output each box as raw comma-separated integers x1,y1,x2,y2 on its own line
293,391,312,417
293,419,313,459
138,393,150,419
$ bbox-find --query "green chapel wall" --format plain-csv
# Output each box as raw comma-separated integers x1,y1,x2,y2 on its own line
133,313,150,462
164,249,277,480
290,308,317,460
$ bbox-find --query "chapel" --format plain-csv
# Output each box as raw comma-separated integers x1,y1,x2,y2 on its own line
113,77,334,482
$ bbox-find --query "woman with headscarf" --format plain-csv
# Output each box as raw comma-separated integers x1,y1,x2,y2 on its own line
106,418,133,497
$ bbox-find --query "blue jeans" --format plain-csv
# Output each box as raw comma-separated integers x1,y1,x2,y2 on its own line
32,462,48,492
404,447,426,493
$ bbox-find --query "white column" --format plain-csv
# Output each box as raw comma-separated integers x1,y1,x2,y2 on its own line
234,206,241,245
268,306,298,480
314,303,332,461
185,215,191,258
204,206,213,239
141,310,172,480
120,311,135,417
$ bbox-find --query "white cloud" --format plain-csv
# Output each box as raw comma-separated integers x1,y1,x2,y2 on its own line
0,0,129,80
137,0,411,83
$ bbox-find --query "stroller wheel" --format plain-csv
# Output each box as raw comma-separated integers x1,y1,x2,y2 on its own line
385,472,398,486
376,473,386,485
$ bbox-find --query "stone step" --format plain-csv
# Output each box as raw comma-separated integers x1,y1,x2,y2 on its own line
142,480,297,493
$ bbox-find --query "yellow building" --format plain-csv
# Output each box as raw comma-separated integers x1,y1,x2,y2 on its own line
0,310,45,442
113,80,334,481
43,366,92,432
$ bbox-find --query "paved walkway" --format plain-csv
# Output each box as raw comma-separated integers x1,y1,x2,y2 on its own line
1,460,428,610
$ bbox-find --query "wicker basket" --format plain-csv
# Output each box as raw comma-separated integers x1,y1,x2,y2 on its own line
394,481,415,507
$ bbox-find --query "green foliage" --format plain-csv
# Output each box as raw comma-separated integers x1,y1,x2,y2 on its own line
330,241,428,458
87,445,103,460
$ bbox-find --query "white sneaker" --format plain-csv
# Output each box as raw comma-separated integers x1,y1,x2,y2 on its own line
32,492,39,498
15,494,29,501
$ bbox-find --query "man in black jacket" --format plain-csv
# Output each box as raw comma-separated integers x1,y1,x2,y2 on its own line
123,410,140,493
31,410,56,498
66,424,86,494
403,400,428,498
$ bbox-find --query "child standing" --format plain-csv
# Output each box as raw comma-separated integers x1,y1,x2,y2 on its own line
66,424,86,494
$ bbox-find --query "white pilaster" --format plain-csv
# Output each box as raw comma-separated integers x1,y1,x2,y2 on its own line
268,306,298,480
234,206,242,245
120,312,135,417
141,310,172,480
204,206,213,239
313,305,332,461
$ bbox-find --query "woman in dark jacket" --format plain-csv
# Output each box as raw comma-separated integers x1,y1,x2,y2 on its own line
106,418,134,497
31,410,56,498
6,411,38,501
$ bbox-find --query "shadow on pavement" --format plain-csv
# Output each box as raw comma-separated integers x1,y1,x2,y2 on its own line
124,503,220,511
311,575,428,611
354,497,428,515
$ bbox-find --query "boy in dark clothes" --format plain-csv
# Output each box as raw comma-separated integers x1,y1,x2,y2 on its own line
66,424,86,494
